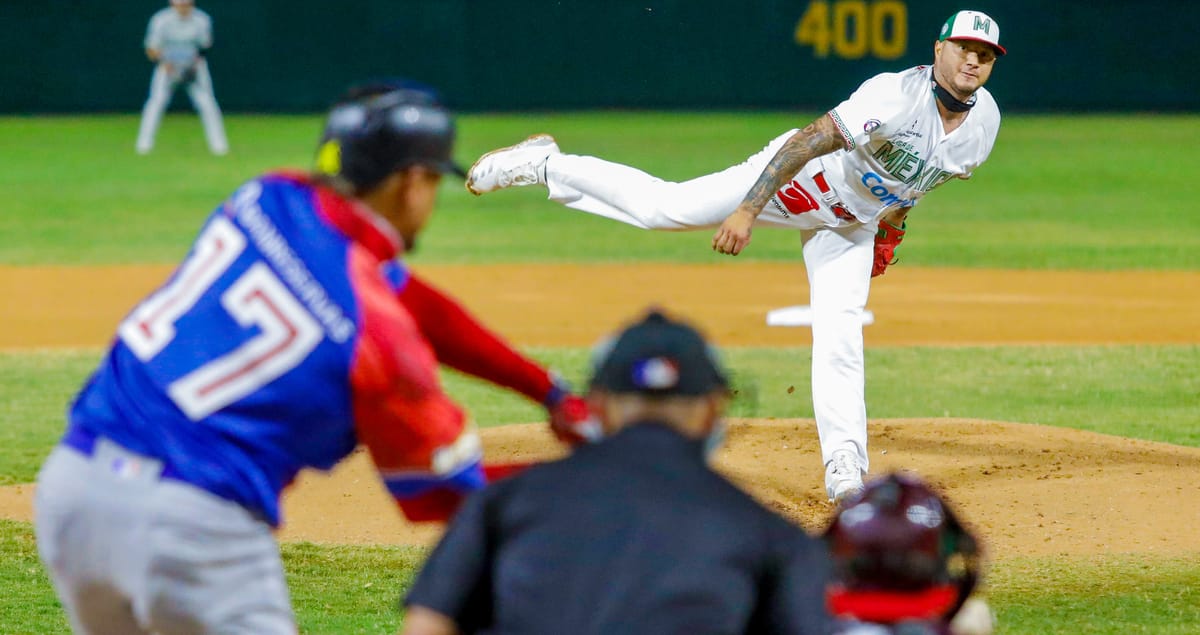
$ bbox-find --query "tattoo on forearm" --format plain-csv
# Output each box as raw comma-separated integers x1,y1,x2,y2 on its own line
739,115,846,216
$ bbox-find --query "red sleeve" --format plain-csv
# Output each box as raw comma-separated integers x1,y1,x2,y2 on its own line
347,248,485,522
397,273,556,405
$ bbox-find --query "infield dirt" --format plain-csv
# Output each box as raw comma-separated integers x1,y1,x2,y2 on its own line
2,263,1198,559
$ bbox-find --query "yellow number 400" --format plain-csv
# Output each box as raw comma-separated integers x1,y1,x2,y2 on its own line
795,0,907,60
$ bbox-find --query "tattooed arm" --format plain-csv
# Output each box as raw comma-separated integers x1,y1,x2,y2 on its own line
711,114,847,256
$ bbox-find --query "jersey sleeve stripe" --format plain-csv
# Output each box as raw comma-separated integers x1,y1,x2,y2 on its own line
382,461,486,499
828,110,856,150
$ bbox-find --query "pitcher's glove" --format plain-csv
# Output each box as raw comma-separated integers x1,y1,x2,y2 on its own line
545,382,602,446
872,220,906,277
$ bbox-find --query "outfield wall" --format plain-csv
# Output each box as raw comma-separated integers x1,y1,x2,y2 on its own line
3,0,1196,113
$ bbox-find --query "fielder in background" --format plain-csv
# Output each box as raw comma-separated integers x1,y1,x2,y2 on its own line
402,308,832,635
135,0,229,155
35,81,591,635
824,473,995,635
465,10,1005,504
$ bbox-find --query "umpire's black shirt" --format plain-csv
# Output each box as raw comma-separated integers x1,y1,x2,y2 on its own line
405,422,832,634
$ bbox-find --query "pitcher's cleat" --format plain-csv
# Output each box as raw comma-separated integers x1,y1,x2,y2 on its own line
826,449,865,505
465,134,560,195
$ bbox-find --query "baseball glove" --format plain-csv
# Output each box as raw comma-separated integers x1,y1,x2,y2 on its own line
545,384,602,445
872,220,906,277
178,65,198,85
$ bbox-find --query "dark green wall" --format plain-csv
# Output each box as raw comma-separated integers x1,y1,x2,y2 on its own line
2,1,1196,113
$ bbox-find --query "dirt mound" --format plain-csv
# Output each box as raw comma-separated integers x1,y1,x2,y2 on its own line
5,419,1196,558
267,418,1200,559
3,264,1197,560
4,265,1199,349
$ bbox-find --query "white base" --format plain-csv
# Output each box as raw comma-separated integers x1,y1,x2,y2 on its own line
766,305,875,327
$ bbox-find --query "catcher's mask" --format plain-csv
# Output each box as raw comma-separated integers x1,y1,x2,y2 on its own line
823,472,980,625
315,80,466,193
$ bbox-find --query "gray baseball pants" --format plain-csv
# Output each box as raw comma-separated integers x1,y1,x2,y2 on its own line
34,439,296,634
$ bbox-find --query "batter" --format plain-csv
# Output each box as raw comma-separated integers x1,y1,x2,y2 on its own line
465,10,1004,503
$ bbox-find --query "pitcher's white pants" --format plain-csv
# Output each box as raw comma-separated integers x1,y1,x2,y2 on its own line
545,130,874,473
136,60,229,155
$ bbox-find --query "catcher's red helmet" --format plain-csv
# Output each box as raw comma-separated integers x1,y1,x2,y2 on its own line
823,473,980,624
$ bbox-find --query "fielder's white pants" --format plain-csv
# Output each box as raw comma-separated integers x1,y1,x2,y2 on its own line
136,60,229,155
545,130,874,473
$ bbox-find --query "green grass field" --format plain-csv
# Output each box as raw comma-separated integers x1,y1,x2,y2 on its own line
1,113,1198,633
4,113,1200,267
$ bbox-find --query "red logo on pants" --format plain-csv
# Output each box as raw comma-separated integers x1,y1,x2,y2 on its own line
777,180,819,215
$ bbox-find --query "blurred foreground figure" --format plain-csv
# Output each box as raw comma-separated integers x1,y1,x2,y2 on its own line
825,473,995,635
36,80,590,634
402,308,832,635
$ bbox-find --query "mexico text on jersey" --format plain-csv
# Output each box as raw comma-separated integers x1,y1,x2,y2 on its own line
822,65,1000,222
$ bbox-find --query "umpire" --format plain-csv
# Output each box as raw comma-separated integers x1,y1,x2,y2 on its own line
401,308,832,635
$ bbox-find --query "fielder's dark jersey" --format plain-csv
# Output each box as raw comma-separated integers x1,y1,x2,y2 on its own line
64,172,483,526
405,423,833,635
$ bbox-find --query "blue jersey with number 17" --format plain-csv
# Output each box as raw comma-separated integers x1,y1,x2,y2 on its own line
66,173,483,526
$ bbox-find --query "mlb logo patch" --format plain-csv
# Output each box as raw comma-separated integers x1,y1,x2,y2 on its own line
632,357,680,390
110,456,142,480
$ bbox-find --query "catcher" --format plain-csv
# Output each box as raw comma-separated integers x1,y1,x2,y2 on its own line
824,473,996,635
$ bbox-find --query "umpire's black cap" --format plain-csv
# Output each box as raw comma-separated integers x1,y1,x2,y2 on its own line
315,80,466,192
590,309,730,396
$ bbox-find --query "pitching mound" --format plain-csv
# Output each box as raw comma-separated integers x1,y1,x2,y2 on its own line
3,419,1197,558
4,265,1197,563
271,418,1200,559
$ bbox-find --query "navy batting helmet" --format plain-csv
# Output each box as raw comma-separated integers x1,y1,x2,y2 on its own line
823,473,980,624
315,81,466,192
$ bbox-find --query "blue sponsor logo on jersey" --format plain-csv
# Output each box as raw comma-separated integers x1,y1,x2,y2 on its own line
861,172,916,208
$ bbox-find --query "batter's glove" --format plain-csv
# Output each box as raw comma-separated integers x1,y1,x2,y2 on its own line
872,220,906,277
545,382,602,446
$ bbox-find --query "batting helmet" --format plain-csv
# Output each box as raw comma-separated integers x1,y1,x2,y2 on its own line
315,81,466,193
823,472,980,624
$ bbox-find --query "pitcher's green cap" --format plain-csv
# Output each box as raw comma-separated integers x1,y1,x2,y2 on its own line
939,10,1005,56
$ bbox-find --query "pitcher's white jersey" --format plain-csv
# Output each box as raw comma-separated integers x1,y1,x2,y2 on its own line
144,7,212,66
820,65,1000,224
